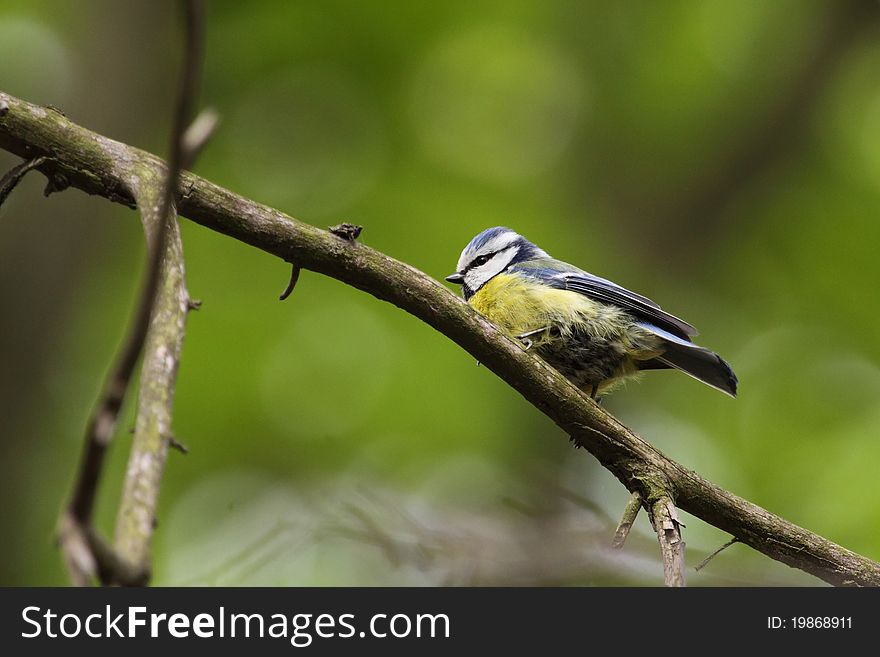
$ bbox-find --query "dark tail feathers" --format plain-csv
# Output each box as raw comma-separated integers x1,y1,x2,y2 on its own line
654,341,738,397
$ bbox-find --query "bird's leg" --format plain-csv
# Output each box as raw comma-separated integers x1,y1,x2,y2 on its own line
514,326,550,352
589,385,603,405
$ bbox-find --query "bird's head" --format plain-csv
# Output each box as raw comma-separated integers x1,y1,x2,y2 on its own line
446,227,548,299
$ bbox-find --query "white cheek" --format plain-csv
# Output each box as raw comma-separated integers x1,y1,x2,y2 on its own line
464,269,484,291
466,247,519,291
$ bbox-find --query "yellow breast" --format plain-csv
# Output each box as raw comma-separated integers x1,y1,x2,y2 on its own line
469,273,603,342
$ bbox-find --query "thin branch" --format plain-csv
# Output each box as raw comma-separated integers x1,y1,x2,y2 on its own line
0,155,47,208
1,91,880,586
612,492,642,550
112,0,212,581
54,0,208,585
695,537,739,573
110,184,187,581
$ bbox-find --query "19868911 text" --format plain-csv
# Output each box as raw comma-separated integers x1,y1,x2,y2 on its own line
768,617,852,630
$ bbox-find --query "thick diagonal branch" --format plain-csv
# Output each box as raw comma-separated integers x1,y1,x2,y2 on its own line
1,90,879,586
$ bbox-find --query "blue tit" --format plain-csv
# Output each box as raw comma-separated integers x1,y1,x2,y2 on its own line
445,227,737,399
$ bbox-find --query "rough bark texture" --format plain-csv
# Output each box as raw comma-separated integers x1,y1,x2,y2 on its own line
650,497,686,587
2,90,879,586
113,175,190,575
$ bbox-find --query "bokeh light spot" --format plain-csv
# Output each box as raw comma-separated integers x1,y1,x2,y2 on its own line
409,26,586,183
226,66,386,217
260,299,397,439
0,17,75,105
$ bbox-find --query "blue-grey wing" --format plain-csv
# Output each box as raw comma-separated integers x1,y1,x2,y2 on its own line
510,263,698,340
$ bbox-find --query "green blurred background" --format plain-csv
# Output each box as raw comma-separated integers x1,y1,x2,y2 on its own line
2,0,879,586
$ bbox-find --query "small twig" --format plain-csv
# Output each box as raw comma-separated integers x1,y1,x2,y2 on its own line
329,222,363,241
0,156,47,209
695,537,739,572
612,492,642,549
650,496,686,587
167,435,190,455
279,263,301,300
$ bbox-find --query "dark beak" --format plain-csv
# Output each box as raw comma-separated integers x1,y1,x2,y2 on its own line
445,272,465,284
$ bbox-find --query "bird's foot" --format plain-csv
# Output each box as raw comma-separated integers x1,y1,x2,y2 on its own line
514,327,550,352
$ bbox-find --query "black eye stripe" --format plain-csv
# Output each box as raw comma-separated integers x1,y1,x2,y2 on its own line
463,241,519,274
466,252,495,271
